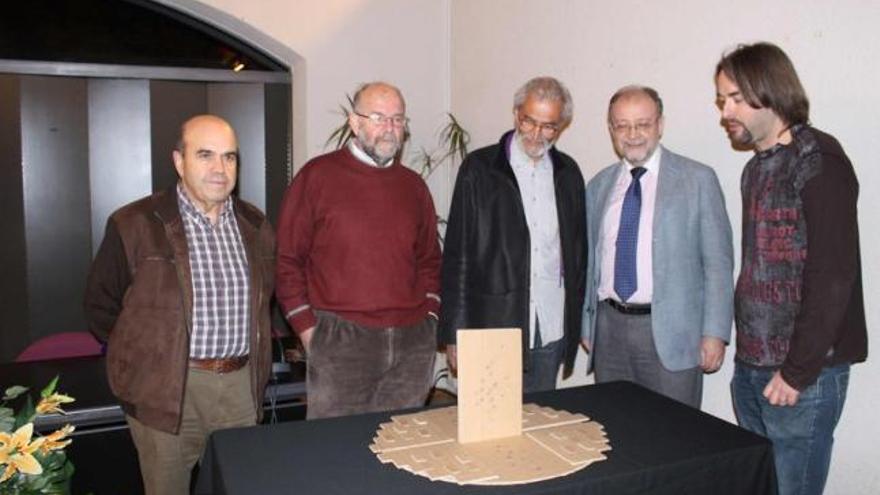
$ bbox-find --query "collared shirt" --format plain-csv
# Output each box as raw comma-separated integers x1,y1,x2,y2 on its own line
177,184,251,359
349,141,390,168
598,146,661,304
509,133,564,348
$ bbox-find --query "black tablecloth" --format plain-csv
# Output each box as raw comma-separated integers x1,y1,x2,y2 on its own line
194,381,777,495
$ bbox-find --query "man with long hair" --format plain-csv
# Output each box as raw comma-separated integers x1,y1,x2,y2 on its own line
715,42,867,495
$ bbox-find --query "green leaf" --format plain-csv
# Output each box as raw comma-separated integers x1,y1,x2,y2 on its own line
3,385,28,401
40,375,60,399
439,112,470,165
14,395,36,429
324,94,356,150
411,148,435,180
41,452,61,471
29,474,49,490
325,120,354,150
0,414,13,433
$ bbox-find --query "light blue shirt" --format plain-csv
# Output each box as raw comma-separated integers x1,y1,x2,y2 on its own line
509,133,564,348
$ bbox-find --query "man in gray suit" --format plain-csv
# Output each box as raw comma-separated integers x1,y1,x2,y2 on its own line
581,85,734,408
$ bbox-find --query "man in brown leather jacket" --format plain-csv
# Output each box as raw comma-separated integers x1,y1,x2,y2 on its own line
84,115,275,494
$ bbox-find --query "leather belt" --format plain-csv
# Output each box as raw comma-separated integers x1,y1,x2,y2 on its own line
189,355,249,374
604,298,652,315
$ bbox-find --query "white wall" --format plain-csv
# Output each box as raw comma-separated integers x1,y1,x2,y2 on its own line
451,1,879,493
173,0,455,210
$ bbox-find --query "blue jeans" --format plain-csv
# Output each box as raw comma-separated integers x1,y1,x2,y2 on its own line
732,362,850,495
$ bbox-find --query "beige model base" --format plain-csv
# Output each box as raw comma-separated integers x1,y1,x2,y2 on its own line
370,403,611,485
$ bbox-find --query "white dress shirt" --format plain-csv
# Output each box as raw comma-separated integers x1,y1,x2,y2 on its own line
597,146,661,304
510,134,564,348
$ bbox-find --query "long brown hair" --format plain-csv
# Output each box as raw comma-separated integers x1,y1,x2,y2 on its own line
715,42,810,127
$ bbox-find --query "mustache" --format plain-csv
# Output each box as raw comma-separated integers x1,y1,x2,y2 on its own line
376,132,401,146
524,135,551,148
722,118,744,128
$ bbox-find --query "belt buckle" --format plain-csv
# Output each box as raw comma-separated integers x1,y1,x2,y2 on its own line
606,298,650,315
190,355,248,374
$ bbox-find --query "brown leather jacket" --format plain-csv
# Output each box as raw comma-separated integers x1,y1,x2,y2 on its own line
84,187,275,434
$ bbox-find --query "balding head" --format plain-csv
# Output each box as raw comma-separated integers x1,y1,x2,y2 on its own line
607,85,663,123
172,115,239,223
607,85,664,167
175,115,237,154
352,82,406,114
348,82,408,165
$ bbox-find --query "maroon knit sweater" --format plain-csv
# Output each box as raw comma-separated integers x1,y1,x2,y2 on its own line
276,148,441,334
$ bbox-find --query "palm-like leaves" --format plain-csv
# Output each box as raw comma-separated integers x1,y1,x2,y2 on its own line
324,94,356,150
325,97,470,180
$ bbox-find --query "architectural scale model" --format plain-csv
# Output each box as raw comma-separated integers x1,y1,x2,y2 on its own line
369,328,611,485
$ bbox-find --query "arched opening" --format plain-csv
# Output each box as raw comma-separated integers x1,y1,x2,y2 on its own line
1,2,306,491
0,0,299,362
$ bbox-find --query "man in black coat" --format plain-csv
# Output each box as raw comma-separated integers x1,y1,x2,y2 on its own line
440,76,586,392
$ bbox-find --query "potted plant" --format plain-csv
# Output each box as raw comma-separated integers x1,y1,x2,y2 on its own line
1,376,75,495
325,95,470,183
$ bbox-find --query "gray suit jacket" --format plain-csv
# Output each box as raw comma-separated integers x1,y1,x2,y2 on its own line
581,147,734,371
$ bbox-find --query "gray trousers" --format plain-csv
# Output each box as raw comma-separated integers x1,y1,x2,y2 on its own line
126,364,256,495
306,311,437,419
594,301,702,408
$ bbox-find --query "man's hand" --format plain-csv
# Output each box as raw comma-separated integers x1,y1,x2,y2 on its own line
700,336,725,373
446,344,457,375
763,371,800,407
299,326,315,353
581,338,591,353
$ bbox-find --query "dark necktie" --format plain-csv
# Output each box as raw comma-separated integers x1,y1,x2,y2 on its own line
614,167,647,302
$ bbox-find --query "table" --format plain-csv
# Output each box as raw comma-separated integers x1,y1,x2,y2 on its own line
194,381,777,495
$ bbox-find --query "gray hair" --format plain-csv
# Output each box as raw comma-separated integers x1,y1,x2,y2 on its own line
607,85,664,122
513,76,574,127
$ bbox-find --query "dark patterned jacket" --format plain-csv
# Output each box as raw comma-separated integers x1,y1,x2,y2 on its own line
736,124,867,390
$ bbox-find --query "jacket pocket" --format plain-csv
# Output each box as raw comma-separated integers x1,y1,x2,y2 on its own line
123,255,179,309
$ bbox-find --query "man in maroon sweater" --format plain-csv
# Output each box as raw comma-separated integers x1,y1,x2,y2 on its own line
276,82,441,419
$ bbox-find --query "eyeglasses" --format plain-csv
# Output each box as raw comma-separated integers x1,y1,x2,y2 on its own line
517,114,561,137
353,111,409,128
609,118,658,135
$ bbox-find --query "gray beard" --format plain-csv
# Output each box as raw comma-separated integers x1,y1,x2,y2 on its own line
357,139,398,166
